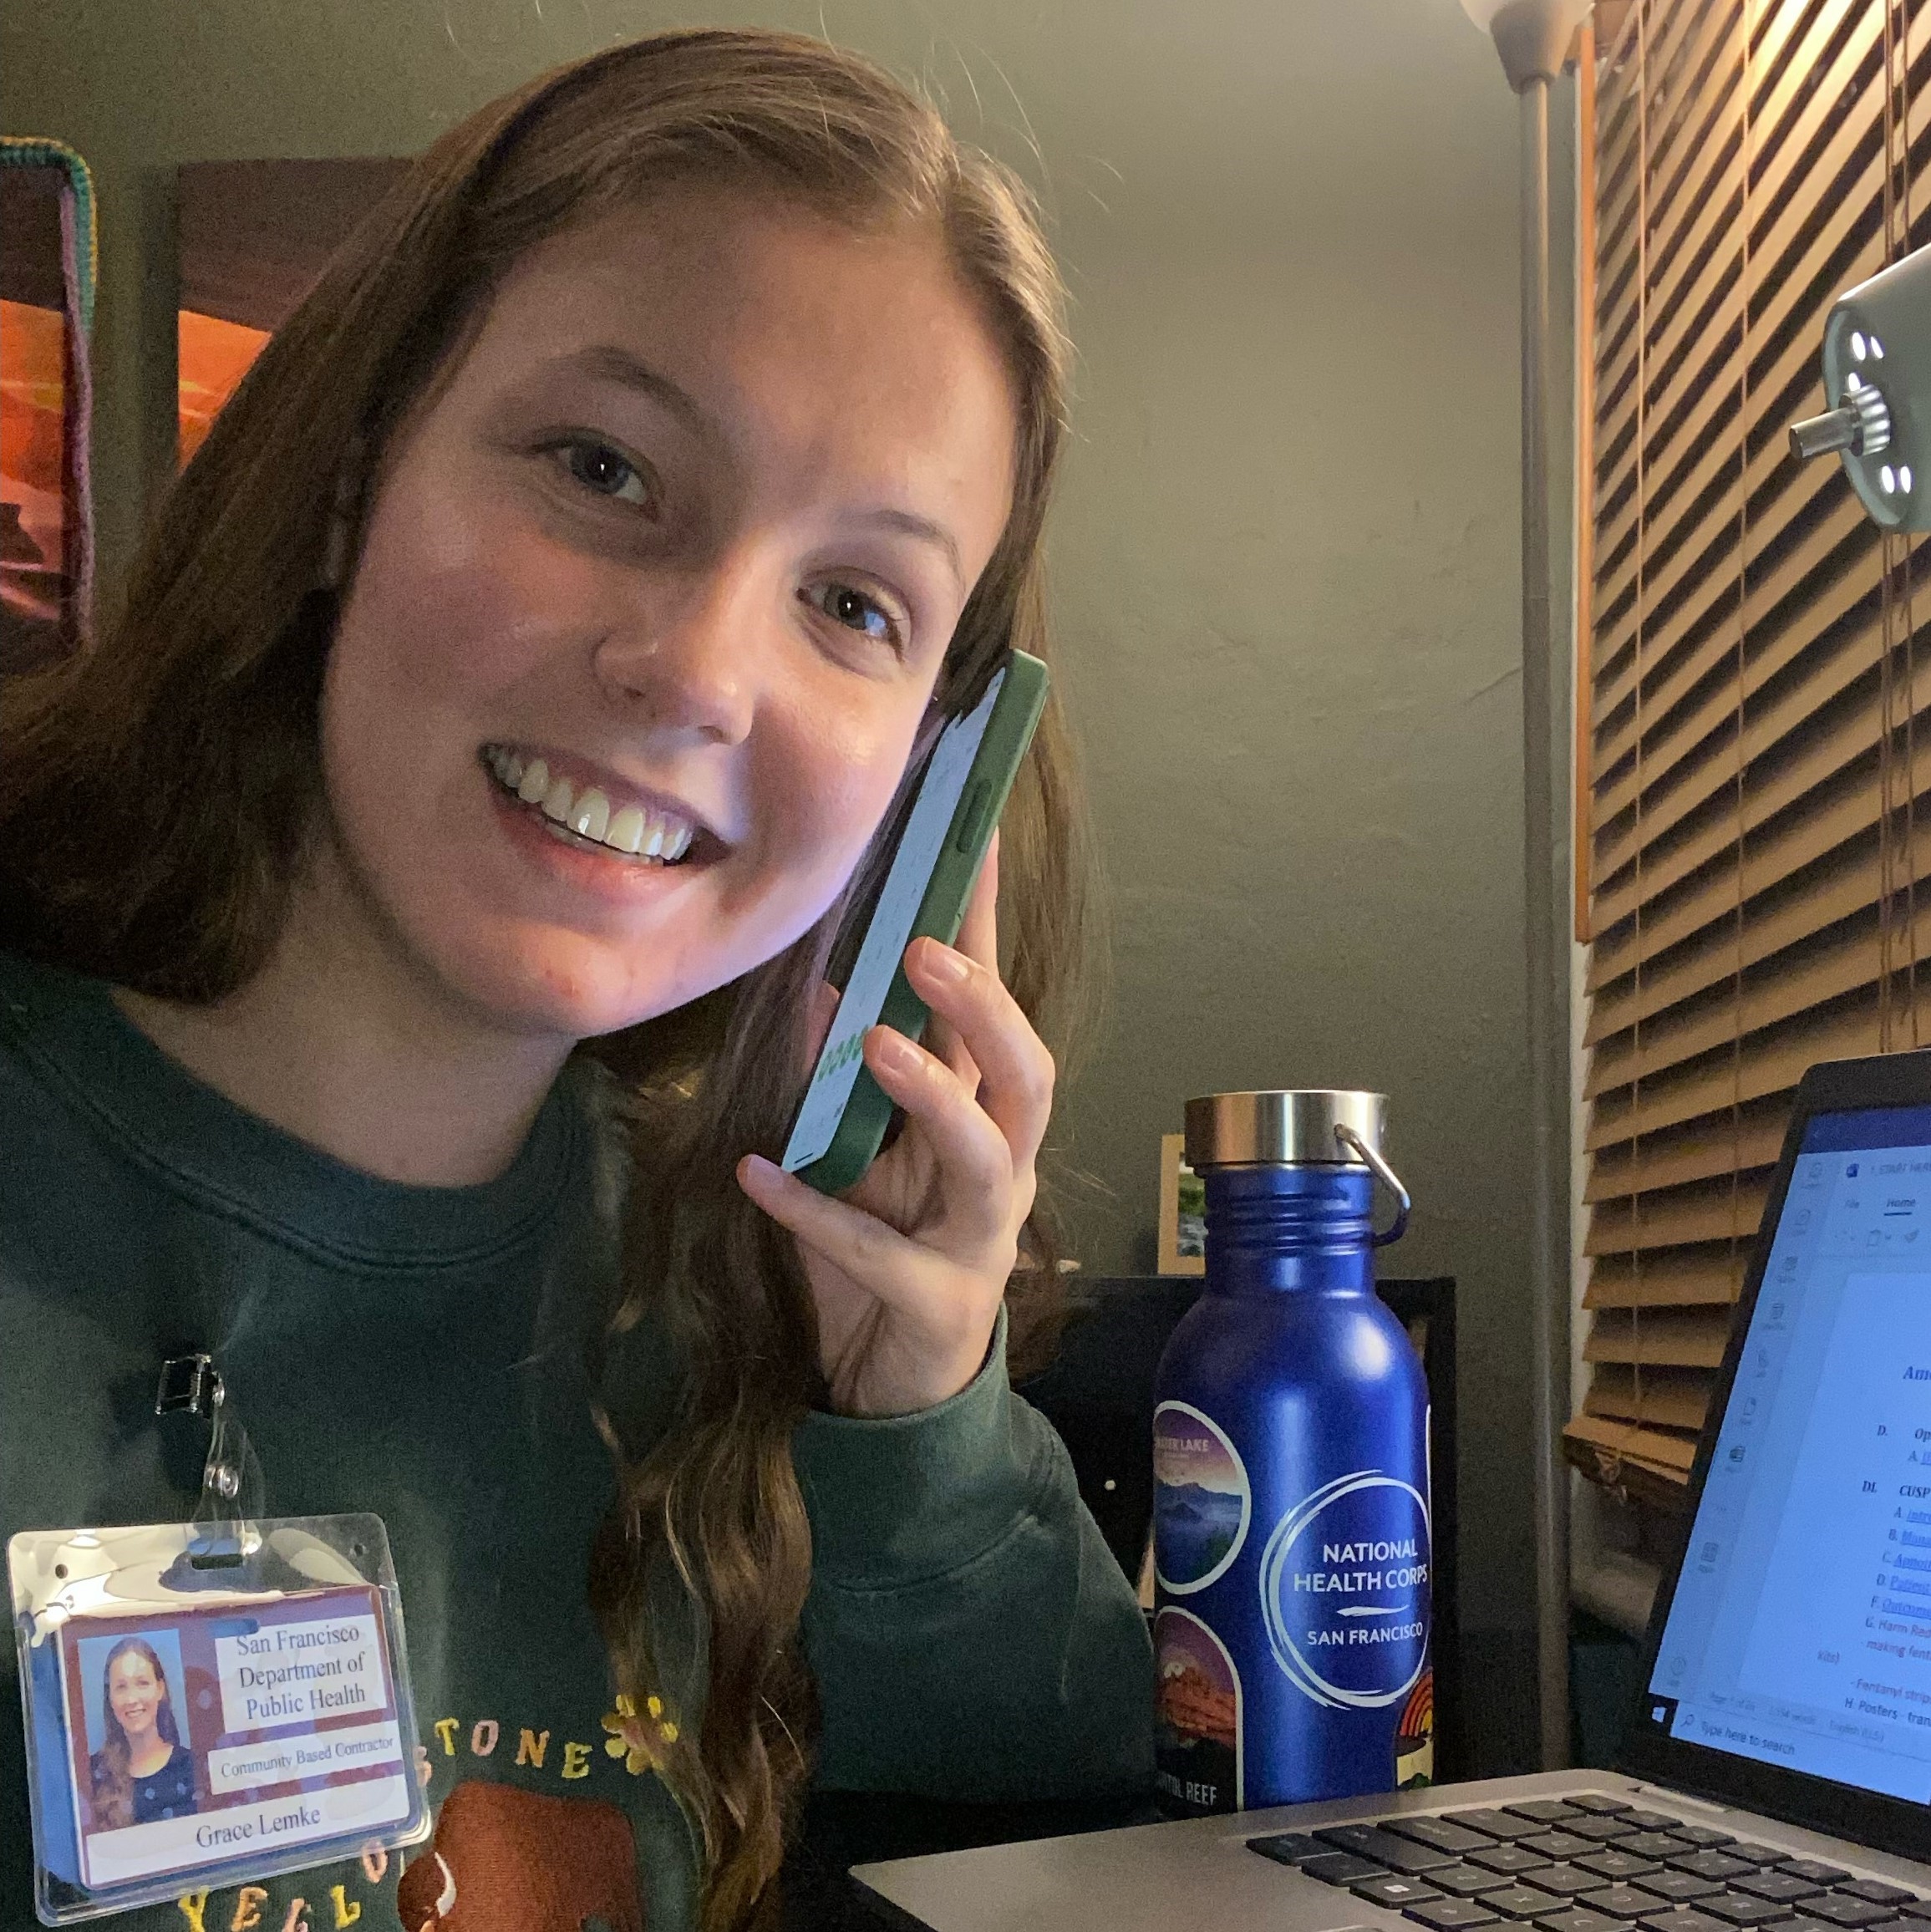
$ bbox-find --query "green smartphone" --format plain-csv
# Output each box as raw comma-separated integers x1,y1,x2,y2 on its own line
781,649,1050,1194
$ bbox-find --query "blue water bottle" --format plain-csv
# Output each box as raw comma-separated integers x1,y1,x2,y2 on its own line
1151,1090,1432,1815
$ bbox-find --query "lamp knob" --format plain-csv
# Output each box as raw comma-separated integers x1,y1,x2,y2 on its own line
1790,384,1892,464
1790,407,1862,463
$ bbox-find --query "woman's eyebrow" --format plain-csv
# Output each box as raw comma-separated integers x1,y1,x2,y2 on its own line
553,343,716,436
856,508,964,595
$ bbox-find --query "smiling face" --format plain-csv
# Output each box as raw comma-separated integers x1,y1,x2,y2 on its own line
107,1649,162,1744
316,186,1019,1045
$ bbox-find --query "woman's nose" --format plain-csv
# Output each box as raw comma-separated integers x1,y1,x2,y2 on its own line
592,551,774,747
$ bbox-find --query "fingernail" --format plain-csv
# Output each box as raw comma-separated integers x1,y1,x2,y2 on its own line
919,941,969,984
871,1030,920,1074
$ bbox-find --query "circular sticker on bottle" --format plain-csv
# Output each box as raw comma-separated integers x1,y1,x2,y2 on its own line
1257,1469,1430,1709
1154,1605,1243,1813
1153,1401,1252,1594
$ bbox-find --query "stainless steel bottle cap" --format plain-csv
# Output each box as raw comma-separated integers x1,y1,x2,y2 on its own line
1184,1090,1389,1170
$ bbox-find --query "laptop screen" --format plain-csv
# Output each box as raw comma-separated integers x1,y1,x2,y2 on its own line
1644,1101,1931,1802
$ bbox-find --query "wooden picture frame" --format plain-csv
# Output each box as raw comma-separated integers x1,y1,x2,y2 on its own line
1156,1132,1206,1276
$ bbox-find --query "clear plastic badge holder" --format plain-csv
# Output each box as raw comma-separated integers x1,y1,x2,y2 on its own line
8,1356,429,1924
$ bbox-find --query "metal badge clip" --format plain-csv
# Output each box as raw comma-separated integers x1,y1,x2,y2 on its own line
155,1352,260,1539
155,1351,222,1421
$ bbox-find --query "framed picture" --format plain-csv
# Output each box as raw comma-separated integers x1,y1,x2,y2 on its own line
1,139,94,669
176,158,408,465
1157,1133,1206,1276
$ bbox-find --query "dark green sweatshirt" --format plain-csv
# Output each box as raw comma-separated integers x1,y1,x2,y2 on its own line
0,952,1152,1931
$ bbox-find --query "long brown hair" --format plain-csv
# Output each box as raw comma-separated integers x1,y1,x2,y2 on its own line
0,30,1092,1927
90,1637,182,1830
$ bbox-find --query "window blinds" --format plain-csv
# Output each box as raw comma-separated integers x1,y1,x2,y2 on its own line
1568,0,1931,1515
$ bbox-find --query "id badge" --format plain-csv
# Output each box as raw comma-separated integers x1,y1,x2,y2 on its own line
11,1353,432,1924
10,1514,430,1923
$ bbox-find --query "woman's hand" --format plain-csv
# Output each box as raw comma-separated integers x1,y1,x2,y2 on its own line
734,836,1054,1416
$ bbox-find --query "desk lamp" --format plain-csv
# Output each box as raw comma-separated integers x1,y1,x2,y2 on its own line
1791,243,1931,529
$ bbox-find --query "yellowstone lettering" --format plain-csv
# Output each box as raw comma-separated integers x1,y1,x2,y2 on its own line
172,1701,639,1929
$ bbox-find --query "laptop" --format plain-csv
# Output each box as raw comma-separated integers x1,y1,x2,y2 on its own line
853,1050,1931,1930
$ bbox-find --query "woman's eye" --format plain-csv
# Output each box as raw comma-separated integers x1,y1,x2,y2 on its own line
561,440,652,508
809,581,902,648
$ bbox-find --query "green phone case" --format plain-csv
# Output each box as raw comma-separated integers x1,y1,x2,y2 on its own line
793,650,1049,1194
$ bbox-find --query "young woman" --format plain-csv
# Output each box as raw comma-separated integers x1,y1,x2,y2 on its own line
0,27,1151,1932
89,1640,196,1831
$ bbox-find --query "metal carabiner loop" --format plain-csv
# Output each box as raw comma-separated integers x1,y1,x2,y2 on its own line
1334,1124,1411,1247
155,1353,262,1550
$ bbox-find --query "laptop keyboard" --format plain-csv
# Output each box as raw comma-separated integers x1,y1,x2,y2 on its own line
1248,1795,1928,1932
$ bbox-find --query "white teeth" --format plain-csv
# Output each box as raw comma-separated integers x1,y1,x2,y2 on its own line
569,788,611,842
492,748,697,862
606,805,648,855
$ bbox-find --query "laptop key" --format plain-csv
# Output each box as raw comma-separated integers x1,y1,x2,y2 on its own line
1634,1874,1726,1904
1390,1819,1504,1856
1674,1857,1766,1884
1586,1890,1680,1920
1567,1798,1637,1818
1837,1887,1923,1909
1453,1811,1561,1843
1370,1840,1466,1877
1528,1835,1601,1862
1510,1803,1588,1825
1701,1898,1799,1927
1358,1878,1449,1909
1624,1837,1699,1860
1801,1907,1901,1931
1560,1816,1637,1847
1540,1870,1627,1899
1674,1831,1739,1851
1484,1889,1568,1919
1580,1854,1664,1883
1644,1901,1737,1932
1570,1819,1650,1844
1639,1912,1735,1932
1473,1848,1563,1877
1433,1865,1524,1897
1735,1876,1827,1905
1317,1826,1456,1874
1540,1914,1629,1932
1780,1868,1852,1889
1407,1902,1504,1930
1622,1813,1690,1833
1367,1878,1451,1909
1319,1823,1406,1855
1300,1852,1392,1886
1247,1833,1326,1867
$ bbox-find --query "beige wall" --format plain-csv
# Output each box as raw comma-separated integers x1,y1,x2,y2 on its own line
2,0,1549,1634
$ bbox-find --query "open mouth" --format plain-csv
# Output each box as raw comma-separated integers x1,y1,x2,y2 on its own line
482,745,700,865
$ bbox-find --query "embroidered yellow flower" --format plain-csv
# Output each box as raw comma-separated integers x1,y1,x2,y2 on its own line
602,1691,681,1774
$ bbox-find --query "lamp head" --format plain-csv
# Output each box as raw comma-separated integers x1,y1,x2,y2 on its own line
1463,0,1593,91
1791,242,1931,531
